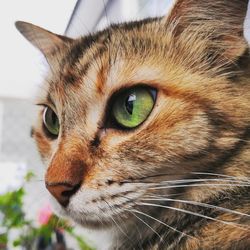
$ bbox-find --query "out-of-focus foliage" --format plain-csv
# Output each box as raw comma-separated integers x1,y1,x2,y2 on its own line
0,172,94,250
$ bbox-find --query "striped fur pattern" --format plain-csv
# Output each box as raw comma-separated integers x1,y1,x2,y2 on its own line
16,0,250,249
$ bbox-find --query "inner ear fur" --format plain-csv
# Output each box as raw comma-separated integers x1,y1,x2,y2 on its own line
164,0,249,62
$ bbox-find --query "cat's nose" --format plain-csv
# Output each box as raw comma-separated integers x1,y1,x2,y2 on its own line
46,182,81,207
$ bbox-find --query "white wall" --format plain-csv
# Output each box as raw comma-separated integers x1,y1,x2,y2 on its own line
0,0,76,100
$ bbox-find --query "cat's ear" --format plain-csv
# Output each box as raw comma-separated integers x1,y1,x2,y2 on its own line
15,21,73,57
163,0,249,60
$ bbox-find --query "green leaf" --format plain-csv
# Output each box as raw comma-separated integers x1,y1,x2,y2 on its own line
25,171,35,182
0,233,8,245
67,230,95,250
13,239,21,247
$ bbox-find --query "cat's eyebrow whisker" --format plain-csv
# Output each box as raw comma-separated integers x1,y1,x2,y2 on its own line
137,202,250,231
128,208,195,240
141,197,250,218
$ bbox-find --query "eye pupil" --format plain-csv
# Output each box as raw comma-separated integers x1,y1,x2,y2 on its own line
51,112,57,125
125,94,136,115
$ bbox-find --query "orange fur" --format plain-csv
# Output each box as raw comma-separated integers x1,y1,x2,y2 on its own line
16,0,250,249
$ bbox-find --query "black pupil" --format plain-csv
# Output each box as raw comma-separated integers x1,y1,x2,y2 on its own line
125,94,136,115
51,111,57,126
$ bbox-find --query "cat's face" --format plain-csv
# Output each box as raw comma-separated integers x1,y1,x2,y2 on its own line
17,0,250,231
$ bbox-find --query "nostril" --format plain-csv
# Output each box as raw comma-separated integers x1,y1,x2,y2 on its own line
46,182,81,207
61,183,81,197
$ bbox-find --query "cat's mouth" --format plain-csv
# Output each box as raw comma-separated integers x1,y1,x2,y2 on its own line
50,184,145,229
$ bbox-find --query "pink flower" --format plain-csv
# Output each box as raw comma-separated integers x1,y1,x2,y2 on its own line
38,203,53,225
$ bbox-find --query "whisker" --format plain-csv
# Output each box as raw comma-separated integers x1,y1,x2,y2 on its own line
128,208,195,239
141,197,250,218
121,179,235,187
191,172,250,183
125,209,163,242
148,183,250,190
127,212,144,245
122,175,250,186
145,193,183,198
142,193,174,199
138,202,250,231
158,178,250,185
123,172,250,184
103,200,130,241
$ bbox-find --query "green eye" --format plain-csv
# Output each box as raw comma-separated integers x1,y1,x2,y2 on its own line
112,86,156,129
43,107,60,136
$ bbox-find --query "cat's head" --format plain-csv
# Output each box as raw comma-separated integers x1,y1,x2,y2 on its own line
16,0,250,230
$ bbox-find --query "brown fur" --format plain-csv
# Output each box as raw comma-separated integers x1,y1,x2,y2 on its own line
16,0,250,249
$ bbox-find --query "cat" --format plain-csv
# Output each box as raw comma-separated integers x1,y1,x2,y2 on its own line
16,0,250,249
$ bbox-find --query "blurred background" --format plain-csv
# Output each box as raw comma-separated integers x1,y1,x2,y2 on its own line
0,0,249,249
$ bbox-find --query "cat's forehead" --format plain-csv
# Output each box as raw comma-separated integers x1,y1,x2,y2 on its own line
43,19,166,101
41,16,220,115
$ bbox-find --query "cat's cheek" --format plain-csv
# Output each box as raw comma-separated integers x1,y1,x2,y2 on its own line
33,130,52,161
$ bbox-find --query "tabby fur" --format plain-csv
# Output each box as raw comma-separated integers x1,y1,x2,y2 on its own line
16,0,250,249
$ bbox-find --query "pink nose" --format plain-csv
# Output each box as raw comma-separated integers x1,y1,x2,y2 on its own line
46,182,81,207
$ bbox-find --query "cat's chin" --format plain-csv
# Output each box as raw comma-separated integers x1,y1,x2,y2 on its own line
68,213,115,229
61,207,130,230
49,199,109,229
66,204,133,230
